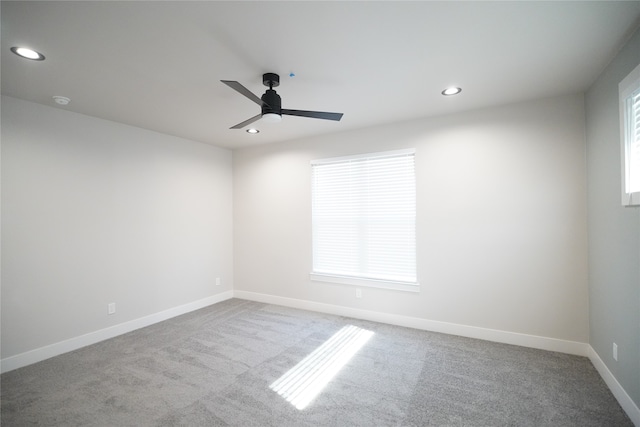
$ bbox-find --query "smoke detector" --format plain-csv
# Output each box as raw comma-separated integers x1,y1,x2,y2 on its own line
53,96,71,106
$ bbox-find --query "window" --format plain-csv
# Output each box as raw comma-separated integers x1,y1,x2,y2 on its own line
620,62,640,207
310,149,417,291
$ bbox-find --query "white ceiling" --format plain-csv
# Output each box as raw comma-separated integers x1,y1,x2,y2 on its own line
2,1,640,150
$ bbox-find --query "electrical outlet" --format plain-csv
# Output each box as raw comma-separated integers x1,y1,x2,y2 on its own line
356,289,362,299
108,303,116,315
613,343,618,361
216,277,221,286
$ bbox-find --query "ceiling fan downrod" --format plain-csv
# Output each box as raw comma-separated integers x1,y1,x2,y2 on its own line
261,73,282,121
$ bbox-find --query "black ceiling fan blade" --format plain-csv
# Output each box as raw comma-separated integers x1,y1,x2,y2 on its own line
230,114,262,129
221,80,267,107
281,109,343,121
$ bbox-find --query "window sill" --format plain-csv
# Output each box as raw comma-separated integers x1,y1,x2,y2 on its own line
622,191,640,207
310,273,420,293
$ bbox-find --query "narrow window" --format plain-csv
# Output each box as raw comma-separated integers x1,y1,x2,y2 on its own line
310,149,417,291
620,62,640,207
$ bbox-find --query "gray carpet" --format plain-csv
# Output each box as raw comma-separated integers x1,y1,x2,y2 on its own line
1,299,632,426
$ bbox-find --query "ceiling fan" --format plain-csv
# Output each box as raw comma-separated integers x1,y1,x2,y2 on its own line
221,73,343,129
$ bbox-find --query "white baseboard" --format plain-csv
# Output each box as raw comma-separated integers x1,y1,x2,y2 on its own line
0,291,234,374
232,290,590,356
589,346,640,426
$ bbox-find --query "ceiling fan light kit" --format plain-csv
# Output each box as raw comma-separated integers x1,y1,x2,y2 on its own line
262,113,282,123
221,73,343,130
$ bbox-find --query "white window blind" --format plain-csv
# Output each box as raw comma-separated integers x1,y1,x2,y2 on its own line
311,149,417,288
623,88,640,193
620,62,640,206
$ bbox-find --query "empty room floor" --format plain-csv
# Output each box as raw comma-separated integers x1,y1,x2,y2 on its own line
0,299,632,426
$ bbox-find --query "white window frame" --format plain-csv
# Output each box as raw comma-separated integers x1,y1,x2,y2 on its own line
619,62,640,207
310,149,418,293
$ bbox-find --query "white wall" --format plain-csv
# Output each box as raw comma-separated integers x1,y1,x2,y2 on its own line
586,27,640,409
1,92,590,369
1,96,234,360
234,94,588,344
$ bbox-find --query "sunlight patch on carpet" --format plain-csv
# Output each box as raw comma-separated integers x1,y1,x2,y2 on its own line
269,324,374,410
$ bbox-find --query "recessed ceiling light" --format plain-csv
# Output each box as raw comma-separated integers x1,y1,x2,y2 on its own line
442,87,462,96
246,128,259,134
10,46,45,61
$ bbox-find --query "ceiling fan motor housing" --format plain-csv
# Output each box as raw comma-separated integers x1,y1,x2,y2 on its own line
262,89,282,116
